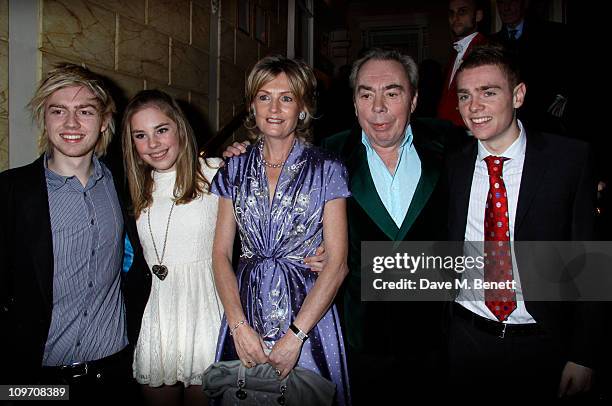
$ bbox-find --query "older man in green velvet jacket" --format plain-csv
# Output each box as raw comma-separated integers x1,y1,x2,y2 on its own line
320,48,463,403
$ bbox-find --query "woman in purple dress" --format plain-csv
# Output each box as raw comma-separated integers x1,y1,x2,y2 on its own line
211,56,351,405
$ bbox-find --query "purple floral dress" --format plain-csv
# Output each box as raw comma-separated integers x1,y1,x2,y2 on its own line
211,139,351,405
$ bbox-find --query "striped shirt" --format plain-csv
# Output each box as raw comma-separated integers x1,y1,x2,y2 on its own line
42,154,127,365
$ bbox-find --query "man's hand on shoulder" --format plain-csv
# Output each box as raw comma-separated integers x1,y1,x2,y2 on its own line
222,141,251,159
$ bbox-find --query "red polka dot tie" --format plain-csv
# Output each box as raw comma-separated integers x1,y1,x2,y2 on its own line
484,156,517,322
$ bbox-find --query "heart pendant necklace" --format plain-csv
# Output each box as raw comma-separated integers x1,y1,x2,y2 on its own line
147,201,176,281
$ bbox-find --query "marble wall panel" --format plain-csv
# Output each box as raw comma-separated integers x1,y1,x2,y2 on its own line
192,3,210,52
220,20,235,63
42,0,115,70
221,0,237,26
0,0,8,40
95,0,145,24
0,40,7,119
171,40,209,94
187,91,212,148
118,17,169,83
148,0,190,44
146,80,189,103
219,60,245,105
218,100,234,131
235,30,258,71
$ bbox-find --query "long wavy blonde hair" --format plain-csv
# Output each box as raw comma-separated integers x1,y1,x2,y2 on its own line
121,90,211,217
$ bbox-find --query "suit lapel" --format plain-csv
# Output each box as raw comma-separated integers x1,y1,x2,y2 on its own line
342,128,398,240
514,131,547,235
395,138,440,241
26,157,54,307
348,144,399,240
450,141,477,240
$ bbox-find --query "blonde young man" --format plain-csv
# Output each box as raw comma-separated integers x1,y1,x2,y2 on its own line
0,64,150,402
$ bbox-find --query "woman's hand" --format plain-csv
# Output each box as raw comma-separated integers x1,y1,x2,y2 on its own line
231,323,269,368
268,332,303,379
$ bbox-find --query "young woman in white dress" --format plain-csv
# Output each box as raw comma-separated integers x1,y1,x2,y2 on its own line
121,90,222,406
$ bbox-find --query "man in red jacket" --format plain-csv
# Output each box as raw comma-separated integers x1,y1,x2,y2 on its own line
437,0,487,127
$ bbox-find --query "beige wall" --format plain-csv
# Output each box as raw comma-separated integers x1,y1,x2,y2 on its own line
1,0,8,170
218,0,287,140
1,0,290,166
40,0,211,129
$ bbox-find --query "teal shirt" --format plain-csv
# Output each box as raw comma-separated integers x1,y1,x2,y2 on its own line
361,124,422,227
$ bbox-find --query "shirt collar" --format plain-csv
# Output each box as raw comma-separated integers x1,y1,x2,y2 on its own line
477,120,526,162
44,153,105,191
453,32,479,54
361,123,413,152
507,19,525,37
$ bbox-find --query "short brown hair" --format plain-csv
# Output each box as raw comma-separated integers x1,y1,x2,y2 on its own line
457,44,521,89
29,63,116,156
244,55,317,141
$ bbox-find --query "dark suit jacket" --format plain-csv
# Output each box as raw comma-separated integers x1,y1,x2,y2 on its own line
437,32,488,127
0,156,151,383
446,130,600,368
322,118,463,359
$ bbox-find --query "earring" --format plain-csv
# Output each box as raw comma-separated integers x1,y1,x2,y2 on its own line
299,111,306,120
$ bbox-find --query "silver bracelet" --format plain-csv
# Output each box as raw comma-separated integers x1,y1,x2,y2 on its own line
229,319,247,336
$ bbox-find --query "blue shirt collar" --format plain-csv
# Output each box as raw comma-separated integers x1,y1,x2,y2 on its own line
507,19,525,38
44,152,105,191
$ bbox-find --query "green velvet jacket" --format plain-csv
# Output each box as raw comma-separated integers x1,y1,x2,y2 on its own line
321,118,461,356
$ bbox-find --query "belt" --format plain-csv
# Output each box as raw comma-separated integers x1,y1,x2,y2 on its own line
453,303,542,338
41,346,130,383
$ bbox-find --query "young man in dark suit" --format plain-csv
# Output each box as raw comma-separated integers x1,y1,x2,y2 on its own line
446,44,598,400
0,64,150,402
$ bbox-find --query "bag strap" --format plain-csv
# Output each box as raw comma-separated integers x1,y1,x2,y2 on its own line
237,363,246,389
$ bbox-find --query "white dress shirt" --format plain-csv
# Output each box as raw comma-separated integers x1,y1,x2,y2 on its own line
456,120,536,324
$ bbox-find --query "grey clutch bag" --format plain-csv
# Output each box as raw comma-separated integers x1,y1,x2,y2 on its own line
202,360,336,405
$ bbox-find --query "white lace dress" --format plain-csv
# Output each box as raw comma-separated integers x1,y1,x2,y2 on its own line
133,158,223,387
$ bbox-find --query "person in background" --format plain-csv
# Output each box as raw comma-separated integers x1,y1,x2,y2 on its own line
438,0,488,128
491,0,569,134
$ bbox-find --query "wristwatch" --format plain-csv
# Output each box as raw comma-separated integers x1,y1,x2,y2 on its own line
289,323,308,342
